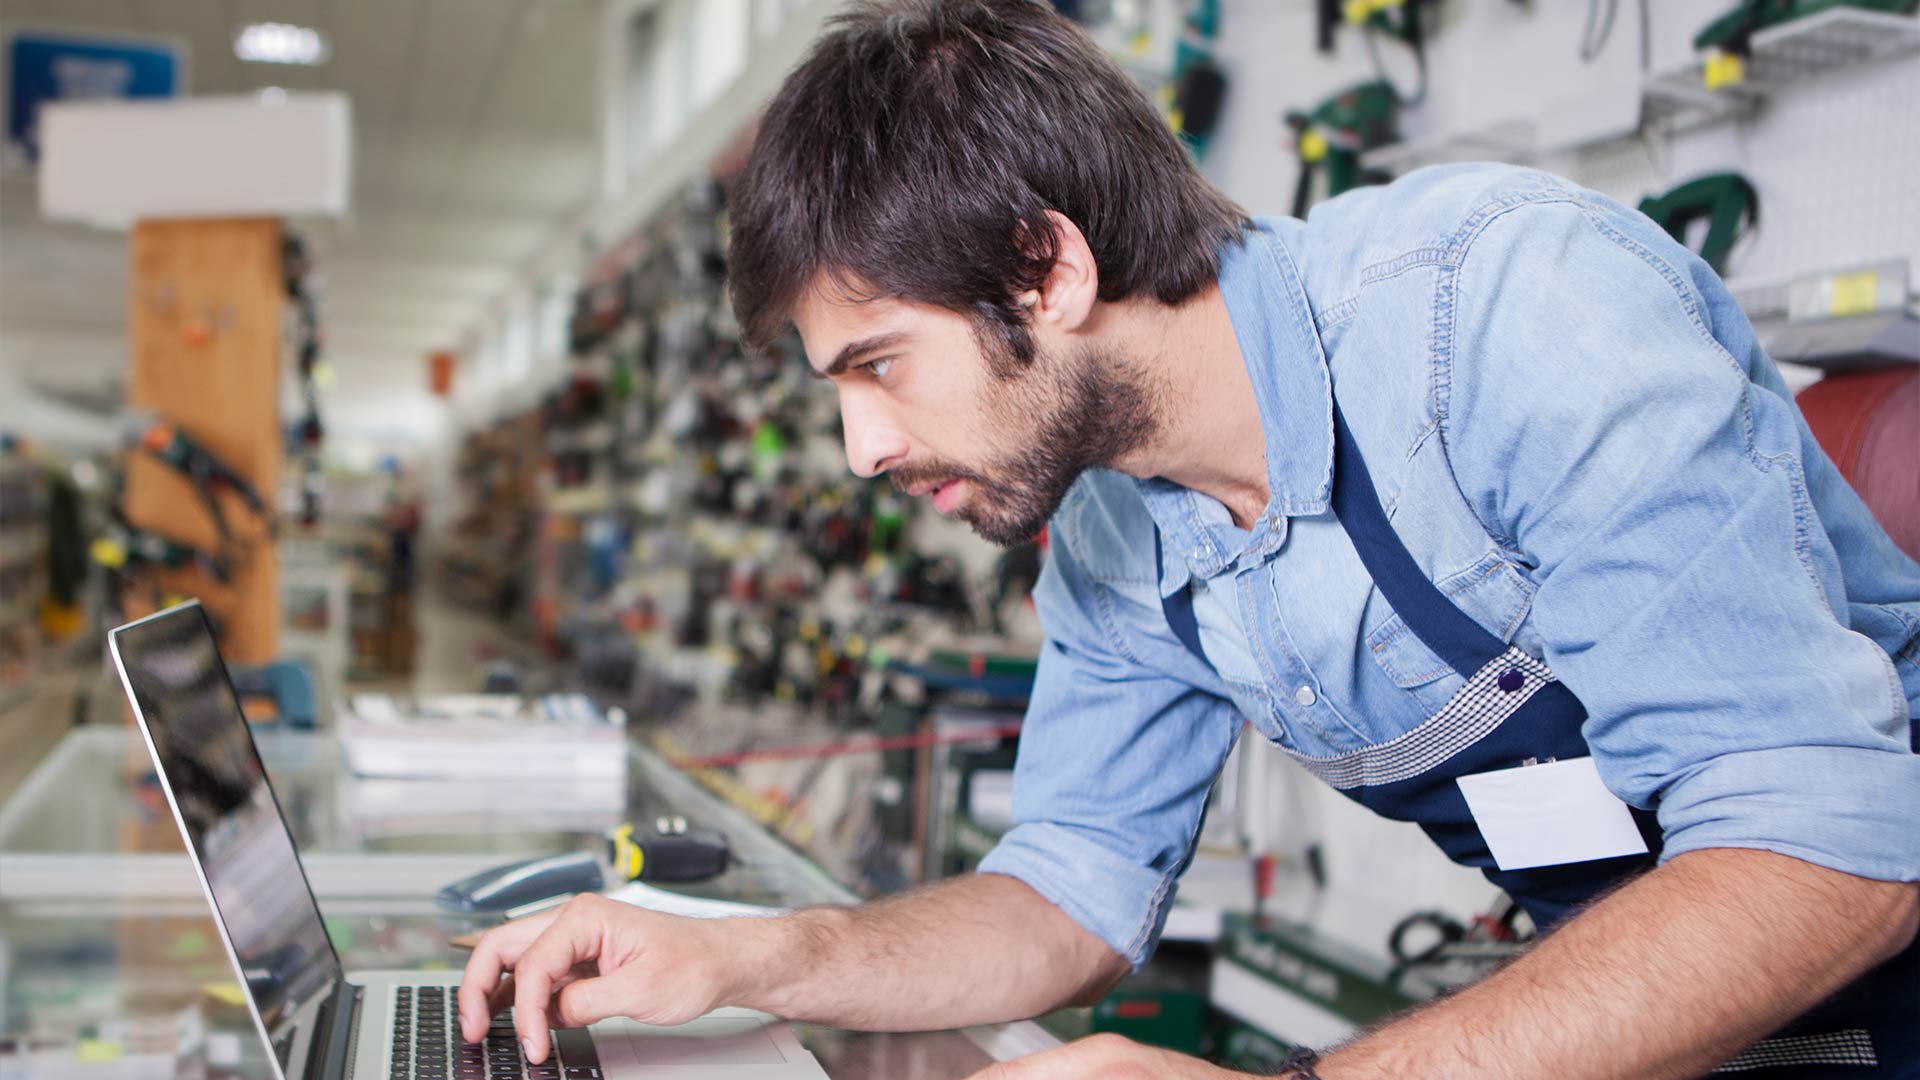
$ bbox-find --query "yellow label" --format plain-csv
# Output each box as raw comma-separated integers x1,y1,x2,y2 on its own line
204,982,248,1007
1300,129,1331,163
1344,0,1373,24
1703,50,1745,90
1829,271,1880,317
75,1041,123,1064
91,538,127,568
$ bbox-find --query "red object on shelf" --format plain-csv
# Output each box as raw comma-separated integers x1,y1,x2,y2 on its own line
1796,367,1920,561
429,351,457,397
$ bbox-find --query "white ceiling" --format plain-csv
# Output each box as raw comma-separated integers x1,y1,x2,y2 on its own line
0,0,604,437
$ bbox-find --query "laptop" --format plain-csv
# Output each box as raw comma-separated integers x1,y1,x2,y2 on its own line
110,601,829,1080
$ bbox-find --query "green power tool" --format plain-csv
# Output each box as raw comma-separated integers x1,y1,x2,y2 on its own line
1288,81,1401,219
1694,0,1917,87
1636,173,1759,276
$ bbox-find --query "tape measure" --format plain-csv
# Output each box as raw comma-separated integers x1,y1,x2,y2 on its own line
604,819,731,884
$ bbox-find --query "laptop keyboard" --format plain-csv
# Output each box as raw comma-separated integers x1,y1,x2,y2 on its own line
390,985,602,1080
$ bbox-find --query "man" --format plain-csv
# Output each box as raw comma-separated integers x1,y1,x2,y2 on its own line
460,2,1920,1076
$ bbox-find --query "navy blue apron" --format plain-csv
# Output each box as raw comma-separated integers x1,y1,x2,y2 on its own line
1158,401,1919,1077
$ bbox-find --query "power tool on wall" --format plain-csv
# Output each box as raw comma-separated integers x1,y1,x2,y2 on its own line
1287,81,1401,219
1167,0,1228,159
1333,0,1438,106
1636,173,1759,276
1693,0,1918,88
1291,0,1436,217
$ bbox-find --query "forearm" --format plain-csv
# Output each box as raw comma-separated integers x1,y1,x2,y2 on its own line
1322,849,1919,1080
727,872,1128,1030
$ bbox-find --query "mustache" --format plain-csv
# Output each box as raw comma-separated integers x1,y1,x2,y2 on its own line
887,460,985,495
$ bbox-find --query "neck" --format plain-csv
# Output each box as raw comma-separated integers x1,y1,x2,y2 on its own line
1106,284,1269,528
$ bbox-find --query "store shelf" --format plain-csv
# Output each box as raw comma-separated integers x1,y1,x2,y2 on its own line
1649,7,1920,115
0,532,44,570
1639,72,1761,135
1359,119,1537,172
1737,6,1920,86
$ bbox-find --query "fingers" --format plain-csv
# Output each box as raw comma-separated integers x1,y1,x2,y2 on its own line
458,911,559,1042
513,898,609,1064
552,976,613,1029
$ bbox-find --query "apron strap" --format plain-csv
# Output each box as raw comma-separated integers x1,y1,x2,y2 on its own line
1330,402,1509,678
1153,401,1513,679
1155,529,1209,662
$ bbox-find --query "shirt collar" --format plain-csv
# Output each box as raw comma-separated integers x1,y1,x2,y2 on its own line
1139,218,1334,594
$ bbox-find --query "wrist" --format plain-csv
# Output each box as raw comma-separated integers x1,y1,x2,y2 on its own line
723,908,841,1016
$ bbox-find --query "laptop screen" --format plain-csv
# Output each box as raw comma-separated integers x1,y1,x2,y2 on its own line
112,603,342,1053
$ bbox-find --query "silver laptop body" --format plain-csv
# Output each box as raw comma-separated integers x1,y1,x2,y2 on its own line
109,601,827,1080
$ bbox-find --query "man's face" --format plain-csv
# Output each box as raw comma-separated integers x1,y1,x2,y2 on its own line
792,285,1156,547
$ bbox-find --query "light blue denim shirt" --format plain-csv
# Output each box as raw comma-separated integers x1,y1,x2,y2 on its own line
976,163,1920,970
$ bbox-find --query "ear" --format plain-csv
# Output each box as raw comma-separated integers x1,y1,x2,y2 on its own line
1018,210,1099,335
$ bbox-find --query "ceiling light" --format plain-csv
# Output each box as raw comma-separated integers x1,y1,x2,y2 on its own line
235,23,330,66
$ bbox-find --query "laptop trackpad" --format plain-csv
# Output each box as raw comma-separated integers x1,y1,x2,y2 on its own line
590,1016,788,1068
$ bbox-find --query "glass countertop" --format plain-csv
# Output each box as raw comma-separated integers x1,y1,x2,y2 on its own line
0,725,1040,1079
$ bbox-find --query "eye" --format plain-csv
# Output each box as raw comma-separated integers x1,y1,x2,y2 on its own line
865,357,896,380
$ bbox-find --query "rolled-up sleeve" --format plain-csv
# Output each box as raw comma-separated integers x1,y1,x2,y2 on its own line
1445,197,1920,882
977,498,1240,969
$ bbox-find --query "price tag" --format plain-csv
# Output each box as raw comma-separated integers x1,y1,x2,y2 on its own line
1828,271,1880,317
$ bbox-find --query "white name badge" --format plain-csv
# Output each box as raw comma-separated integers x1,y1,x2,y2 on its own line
1456,757,1650,871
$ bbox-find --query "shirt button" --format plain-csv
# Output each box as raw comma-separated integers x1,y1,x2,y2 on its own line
1294,685,1317,707
1270,520,1283,534
1497,669,1525,693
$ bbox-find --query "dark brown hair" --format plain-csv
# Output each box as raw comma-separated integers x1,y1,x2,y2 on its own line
726,0,1248,366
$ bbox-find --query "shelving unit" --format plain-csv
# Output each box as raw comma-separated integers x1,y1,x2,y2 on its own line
1359,119,1538,173
1690,6,1920,89
0,455,47,713
1641,6,1920,132
442,411,543,628
1363,8,1920,177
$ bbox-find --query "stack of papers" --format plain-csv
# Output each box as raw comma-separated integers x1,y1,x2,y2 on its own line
336,693,627,781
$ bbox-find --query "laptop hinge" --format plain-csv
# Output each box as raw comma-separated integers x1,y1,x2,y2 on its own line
305,980,363,1080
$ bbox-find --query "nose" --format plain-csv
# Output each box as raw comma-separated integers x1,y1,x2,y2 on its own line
838,388,909,479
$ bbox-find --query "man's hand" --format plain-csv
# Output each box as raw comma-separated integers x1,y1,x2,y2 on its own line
458,894,745,1065
968,1034,1243,1080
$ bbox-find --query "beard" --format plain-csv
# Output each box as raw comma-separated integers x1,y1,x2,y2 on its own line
889,341,1161,547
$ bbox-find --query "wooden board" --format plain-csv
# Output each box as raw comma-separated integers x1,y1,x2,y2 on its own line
124,218,283,664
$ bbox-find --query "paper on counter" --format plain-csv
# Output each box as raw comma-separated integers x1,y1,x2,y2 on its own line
604,880,788,920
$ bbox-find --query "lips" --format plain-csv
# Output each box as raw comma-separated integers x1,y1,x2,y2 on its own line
931,479,965,515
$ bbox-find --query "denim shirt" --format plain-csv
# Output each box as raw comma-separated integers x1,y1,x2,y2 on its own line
975,163,1920,970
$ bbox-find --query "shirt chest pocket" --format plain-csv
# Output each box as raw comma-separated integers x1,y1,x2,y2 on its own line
1364,551,1537,715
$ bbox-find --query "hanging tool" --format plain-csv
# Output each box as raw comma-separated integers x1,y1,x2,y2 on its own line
1320,0,1437,107
1286,81,1401,218
131,419,273,543
92,518,234,584
1636,173,1759,276
1166,0,1228,158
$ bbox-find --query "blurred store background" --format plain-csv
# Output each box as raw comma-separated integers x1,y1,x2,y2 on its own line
0,0,1916,1075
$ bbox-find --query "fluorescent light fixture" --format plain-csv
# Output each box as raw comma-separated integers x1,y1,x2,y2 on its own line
235,23,330,65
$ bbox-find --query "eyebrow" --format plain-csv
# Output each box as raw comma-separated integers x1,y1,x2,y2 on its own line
813,331,911,379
